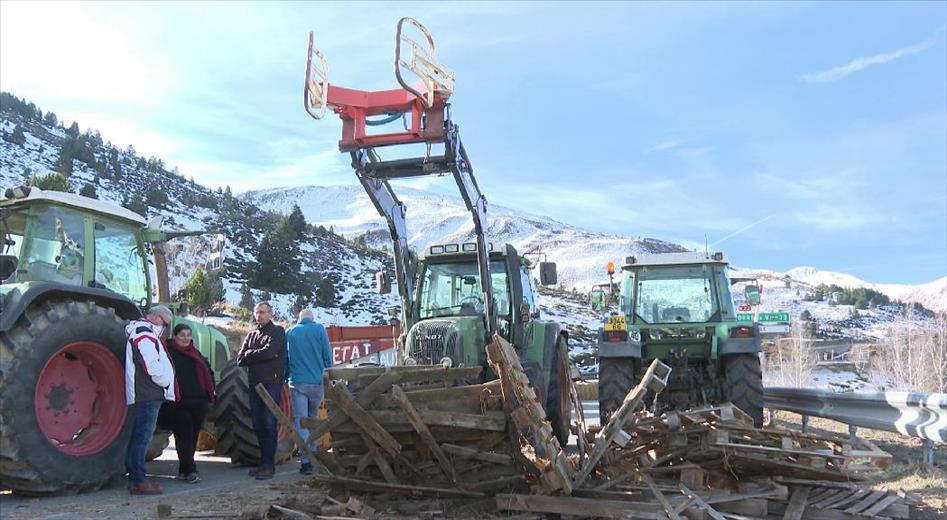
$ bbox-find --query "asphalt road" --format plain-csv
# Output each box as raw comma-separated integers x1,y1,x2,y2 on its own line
0,443,310,520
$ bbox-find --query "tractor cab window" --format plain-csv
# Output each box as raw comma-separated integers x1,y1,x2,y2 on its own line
93,220,148,304
519,268,536,316
418,260,508,319
18,205,86,285
1,207,28,263
633,266,718,324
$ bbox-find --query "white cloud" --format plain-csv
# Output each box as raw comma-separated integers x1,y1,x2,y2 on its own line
0,2,175,104
646,139,685,153
799,28,944,83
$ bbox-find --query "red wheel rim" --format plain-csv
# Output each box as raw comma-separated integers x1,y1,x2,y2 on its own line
34,341,127,456
277,385,292,441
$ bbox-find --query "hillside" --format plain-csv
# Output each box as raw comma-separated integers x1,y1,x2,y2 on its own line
0,92,398,326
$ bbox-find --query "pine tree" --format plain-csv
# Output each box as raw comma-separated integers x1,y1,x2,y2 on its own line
54,137,77,176
66,122,80,137
316,278,336,308
239,283,254,310
43,111,58,126
79,182,97,199
181,267,224,316
10,125,25,145
27,172,72,192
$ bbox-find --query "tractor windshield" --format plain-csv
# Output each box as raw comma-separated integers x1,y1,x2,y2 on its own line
5,204,87,285
418,260,509,319
92,220,148,304
633,265,719,324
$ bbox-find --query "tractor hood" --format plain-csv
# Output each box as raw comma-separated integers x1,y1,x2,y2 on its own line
404,316,486,368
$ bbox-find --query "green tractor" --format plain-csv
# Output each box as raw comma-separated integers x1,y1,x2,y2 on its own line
596,251,764,426
0,186,271,494
388,242,571,445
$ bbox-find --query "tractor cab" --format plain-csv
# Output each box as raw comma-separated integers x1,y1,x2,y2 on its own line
1,186,151,307
404,242,556,368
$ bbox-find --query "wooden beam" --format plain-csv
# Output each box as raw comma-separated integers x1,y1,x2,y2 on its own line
325,382,401,458
303,371,402,444
390,385,456,483
313,475,485,498
641,472,682,520
253,383,330,475
495,493,662,519
441,443,512,465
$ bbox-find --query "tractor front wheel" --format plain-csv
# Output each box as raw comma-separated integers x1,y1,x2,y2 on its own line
545,335,571,447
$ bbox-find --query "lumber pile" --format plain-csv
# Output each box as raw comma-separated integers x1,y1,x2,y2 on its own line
275,334,912,519
300,363,529,494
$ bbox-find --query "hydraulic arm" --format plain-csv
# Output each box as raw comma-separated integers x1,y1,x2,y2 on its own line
304,18,495,339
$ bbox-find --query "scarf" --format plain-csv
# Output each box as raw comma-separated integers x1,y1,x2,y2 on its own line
167,339,217,403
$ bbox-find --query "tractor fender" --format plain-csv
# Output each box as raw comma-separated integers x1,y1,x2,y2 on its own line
718,336,762,355
596,328,642,358
0,283,141,332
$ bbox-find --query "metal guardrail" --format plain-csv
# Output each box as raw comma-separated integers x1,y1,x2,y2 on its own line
764,387,947,444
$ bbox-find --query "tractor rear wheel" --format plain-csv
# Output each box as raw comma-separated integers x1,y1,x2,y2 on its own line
0,300,131,495
213,362,293,466
598,357,638,424
545,335,571,447
723,354,764,427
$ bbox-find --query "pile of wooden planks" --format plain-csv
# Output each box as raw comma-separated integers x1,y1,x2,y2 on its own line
299,363,529,495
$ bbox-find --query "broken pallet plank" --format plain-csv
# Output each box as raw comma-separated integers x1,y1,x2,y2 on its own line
782,486,811,520
495,493,662,519
390,385,456,483
312,475,485,498
253,383,331,475
325,382,402,458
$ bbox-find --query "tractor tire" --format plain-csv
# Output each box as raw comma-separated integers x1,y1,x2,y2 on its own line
145,430,171,462
723,354,764,427
598,357,638,424
545,335,571,447
213,362,293,466
0,300,132,495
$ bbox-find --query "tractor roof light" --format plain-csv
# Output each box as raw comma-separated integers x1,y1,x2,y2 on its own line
607,261,615,274
429,245,445,255
713,252,724,261
625,256,637,265
444,244,459,253
462,243,477,252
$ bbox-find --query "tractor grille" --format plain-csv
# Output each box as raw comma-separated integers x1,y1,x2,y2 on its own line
409,320,455,365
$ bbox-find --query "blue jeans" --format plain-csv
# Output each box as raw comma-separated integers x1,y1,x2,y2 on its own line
290,383,324,464
125,399,163,484
249,382,282,468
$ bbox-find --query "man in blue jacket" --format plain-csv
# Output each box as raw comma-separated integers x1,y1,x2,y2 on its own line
285,308,333,475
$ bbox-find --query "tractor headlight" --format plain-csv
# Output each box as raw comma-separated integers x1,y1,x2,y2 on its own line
439,356,453,368
404,356,418,366
649,329,663,341
629,329,641,342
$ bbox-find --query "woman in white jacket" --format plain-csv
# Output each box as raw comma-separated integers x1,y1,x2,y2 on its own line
123,305,176,495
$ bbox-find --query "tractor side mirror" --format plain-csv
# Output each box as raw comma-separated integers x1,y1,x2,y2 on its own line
745,285,761,306
539,262,557,286
0,255,17,280
375,270,391,294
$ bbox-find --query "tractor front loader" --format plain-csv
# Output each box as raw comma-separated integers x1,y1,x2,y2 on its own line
304,18,572,445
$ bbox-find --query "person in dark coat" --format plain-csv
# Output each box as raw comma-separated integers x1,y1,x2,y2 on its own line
236,301,286,480
157,323,216,483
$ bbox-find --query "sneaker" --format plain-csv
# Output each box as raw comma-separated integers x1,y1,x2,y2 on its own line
255,466,275,480
128,480,163,495
184,472,201,483
299,463,314,475
247,467,259,477
175,472,186,481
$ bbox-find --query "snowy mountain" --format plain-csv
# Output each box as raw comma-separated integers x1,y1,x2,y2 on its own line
243,184,687,290
243,185,946,314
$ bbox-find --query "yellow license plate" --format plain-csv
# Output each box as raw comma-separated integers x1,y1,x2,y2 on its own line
604,315,626,331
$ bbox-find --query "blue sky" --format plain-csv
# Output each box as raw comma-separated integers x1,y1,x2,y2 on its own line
1,2,945,284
